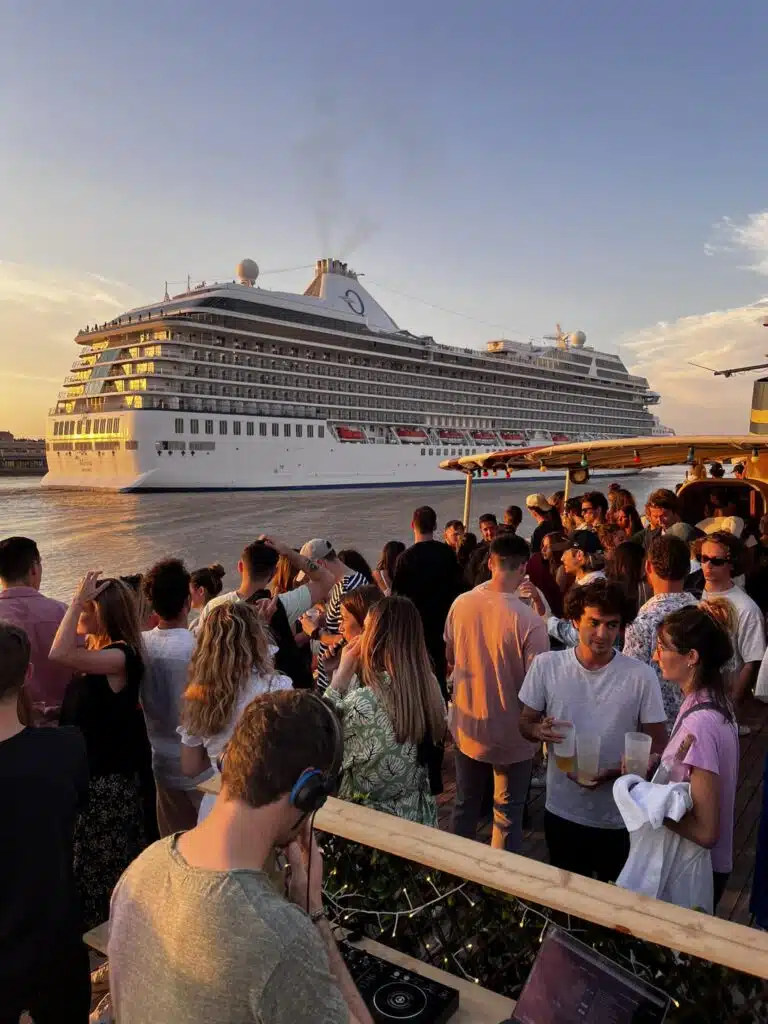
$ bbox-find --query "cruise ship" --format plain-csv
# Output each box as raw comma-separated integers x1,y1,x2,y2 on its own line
43,258,661,491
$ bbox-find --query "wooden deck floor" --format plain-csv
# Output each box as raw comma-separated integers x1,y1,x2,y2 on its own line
436,697,768,927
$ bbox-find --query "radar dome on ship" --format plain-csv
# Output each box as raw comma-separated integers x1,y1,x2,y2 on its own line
569,330,587,347
236,259,259,286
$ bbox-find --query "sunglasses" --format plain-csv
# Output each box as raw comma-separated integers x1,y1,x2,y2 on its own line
700,554,729,567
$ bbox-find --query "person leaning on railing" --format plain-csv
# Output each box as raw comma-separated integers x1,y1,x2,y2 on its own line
109,690,374,1024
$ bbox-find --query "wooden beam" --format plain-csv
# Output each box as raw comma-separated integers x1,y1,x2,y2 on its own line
197,783,768,978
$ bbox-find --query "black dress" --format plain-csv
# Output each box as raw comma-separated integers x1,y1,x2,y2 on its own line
59,642,151,929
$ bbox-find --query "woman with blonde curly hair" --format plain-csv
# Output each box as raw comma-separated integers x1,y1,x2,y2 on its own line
53,571,151,929
178,602,291,820
326,595,446,825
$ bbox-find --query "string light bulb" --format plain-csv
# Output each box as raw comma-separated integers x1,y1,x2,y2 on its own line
580,452,588,469
539,460,547,472
686,446,695,465
632,449,641,465
752,446,760,463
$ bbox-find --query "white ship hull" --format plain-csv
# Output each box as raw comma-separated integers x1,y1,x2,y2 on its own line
41,411,496,491
42,413,635,491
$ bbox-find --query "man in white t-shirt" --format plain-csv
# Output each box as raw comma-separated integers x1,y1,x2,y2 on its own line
445,534,549,852
198,537,334,631
141,559,212,835
699,531,766,729
520,579,667,882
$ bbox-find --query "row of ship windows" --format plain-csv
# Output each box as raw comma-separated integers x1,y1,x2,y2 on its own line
173,418,326,440
50,440,478,457
53,417,121,436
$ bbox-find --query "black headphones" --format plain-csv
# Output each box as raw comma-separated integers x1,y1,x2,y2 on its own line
288,695,344,814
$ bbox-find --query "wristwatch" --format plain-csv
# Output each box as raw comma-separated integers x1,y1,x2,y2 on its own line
310,908,327,924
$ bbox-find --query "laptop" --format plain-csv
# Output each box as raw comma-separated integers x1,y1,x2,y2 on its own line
501,926,671,1023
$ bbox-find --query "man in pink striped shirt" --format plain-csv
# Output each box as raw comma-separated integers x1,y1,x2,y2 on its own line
0,537,71,717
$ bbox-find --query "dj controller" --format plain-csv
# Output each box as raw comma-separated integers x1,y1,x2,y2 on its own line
339,941,460,1023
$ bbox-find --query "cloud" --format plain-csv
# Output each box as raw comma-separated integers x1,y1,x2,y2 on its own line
0,260,136,312
621,300,768,434
0,262,141,436
706,211,768,275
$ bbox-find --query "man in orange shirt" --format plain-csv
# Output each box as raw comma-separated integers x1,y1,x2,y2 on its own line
445,534,549,852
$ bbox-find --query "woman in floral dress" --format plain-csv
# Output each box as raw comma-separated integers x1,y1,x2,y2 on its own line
325,595,446,826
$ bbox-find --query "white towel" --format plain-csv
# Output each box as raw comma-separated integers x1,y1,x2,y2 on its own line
613,776,713,913
613,775,691,830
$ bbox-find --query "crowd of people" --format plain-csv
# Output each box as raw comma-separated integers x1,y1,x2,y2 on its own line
2,472,766,1021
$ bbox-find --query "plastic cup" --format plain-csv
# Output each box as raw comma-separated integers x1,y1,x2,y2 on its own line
552,722,576,774
576,733,601,785
625,732,652,778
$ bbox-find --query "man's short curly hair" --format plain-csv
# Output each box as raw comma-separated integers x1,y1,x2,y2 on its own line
564,579,629,625
647,535,691,582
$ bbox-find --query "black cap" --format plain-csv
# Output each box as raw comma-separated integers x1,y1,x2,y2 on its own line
567,530,603,555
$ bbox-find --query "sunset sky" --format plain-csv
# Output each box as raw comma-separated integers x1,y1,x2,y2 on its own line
2,1,768,437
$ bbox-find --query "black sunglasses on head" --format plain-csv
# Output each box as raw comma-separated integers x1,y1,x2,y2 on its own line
700,554,729,566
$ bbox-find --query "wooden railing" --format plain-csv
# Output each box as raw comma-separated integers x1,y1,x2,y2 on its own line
200,776,768,980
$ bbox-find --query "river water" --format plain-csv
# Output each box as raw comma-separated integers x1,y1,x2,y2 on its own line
0,469,684,602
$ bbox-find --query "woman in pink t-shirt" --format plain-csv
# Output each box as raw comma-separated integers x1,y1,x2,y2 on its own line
655,605,740,909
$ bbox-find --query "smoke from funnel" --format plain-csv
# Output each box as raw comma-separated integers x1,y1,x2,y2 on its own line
293,89,437,258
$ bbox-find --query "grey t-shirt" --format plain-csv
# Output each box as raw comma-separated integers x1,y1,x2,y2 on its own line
141,628,212,791
519,648,665,829
109,835,348,1024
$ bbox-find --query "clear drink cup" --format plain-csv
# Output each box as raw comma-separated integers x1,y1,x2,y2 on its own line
576,733,601,785
552,722,576,774
624,732,652,778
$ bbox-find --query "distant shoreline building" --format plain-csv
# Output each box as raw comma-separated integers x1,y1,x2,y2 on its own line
0,432,47,475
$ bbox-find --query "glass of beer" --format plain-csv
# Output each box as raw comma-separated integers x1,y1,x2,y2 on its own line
552,722,575,773
576,733,601,785
624,732,652,778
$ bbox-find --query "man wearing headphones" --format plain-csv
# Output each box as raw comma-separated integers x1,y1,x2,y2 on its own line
108,690,373,1024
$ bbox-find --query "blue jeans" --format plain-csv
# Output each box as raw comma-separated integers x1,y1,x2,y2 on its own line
452,749,532,853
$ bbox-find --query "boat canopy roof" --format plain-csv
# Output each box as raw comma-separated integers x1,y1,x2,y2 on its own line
439,435,768,475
